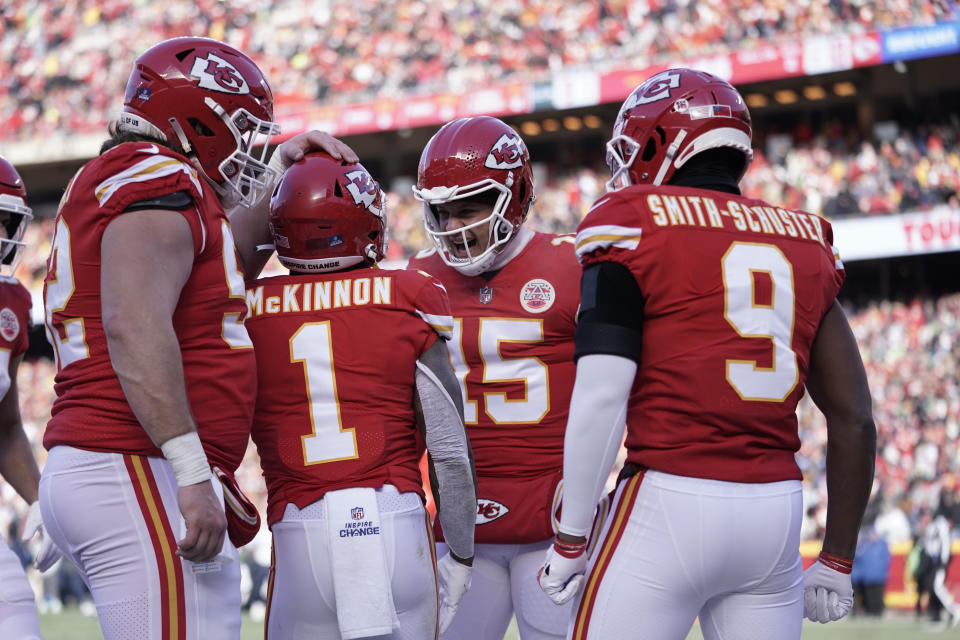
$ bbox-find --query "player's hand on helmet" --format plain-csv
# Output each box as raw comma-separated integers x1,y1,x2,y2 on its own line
269,131,359,176
21,501,62,572
437,551,472,633
538,536,589,605
802,553,854,623
176,480,227,563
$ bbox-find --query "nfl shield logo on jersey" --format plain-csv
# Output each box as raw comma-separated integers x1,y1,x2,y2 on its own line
351,507,364,520
479,286,494,304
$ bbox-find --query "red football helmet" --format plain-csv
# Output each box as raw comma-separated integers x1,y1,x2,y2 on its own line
606,68,753,191
119,37,280,207
413,116,535,275
0,157,32,277
268,152,387,273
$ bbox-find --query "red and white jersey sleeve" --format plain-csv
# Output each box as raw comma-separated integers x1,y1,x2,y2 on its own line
575,185,845,483
407,232,580,543
42,142,256,473
0,278,31,401
245,268,452,526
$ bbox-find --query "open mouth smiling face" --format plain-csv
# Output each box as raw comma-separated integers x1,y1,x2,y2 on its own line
434,197,496,261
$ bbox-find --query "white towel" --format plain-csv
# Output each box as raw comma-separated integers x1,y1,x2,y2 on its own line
324,486,399,639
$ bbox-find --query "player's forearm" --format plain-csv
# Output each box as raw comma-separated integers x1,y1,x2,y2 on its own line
822,414,876,559
558,354,634,539
227,203,272,280
104,310,199,446
0,425,40,503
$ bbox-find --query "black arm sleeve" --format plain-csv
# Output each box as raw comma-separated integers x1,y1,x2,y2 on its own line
574,261,644,363
124,190,194,212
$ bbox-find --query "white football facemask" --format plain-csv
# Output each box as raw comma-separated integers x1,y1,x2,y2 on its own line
205,98,281,208
0,193,31,277
413,179,517,276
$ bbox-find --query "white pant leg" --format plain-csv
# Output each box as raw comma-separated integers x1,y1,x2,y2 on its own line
0,536,41,640
266,488,437,640
39,446,241,640
438,542,514,640
571,471,803,640
932,566,959,618
509,540,570,640
438,539,569,640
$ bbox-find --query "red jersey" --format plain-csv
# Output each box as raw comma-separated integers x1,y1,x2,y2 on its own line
42,142,256,473
407,231,580,543
0,278,31,400
576,185,845,483
245,268,452,526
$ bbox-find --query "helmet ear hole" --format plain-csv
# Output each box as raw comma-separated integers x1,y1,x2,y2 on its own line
188,118,215,137
641,138,657,162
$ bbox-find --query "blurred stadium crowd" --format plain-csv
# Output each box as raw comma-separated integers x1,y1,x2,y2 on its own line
2,0,958,142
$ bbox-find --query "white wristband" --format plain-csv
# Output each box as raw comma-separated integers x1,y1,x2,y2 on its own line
160,432,210,487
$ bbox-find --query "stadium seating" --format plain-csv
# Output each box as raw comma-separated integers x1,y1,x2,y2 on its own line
2,0,956,142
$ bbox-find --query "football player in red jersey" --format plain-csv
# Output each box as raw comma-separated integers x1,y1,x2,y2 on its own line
408,116,583,640
38,37,356,639
246,152,476,639
537,69,877,639
0,157,59,639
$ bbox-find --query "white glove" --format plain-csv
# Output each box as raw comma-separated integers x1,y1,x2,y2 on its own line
537,537,588,605
437,552,472,633
21,501,62,572
802,555,854,623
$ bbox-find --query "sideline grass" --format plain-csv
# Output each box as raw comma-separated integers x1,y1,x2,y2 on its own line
40,610,940,639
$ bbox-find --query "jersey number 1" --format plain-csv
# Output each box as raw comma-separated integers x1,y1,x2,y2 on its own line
290,322,359,465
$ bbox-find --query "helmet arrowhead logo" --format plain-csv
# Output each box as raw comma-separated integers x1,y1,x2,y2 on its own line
484,134,524,170
344,169,384,217
635,70,682,105
190,53,250,95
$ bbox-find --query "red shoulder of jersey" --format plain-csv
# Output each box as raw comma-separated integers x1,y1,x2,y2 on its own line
574,187,652,268
405,247,446,278
397,267,454,342
77,142,205,217
576,185,845,291
0,278,30,356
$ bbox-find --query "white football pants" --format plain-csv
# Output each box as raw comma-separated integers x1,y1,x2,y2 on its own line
437,539,571,640
39,446,241,640
0,534,40,639
569,470,803,640
266,486,438,640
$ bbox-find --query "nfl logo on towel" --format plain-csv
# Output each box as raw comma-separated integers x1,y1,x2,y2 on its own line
351,507,364,520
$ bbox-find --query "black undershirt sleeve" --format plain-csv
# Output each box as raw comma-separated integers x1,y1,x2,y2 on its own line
574,261,645,363
124,190,194,212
